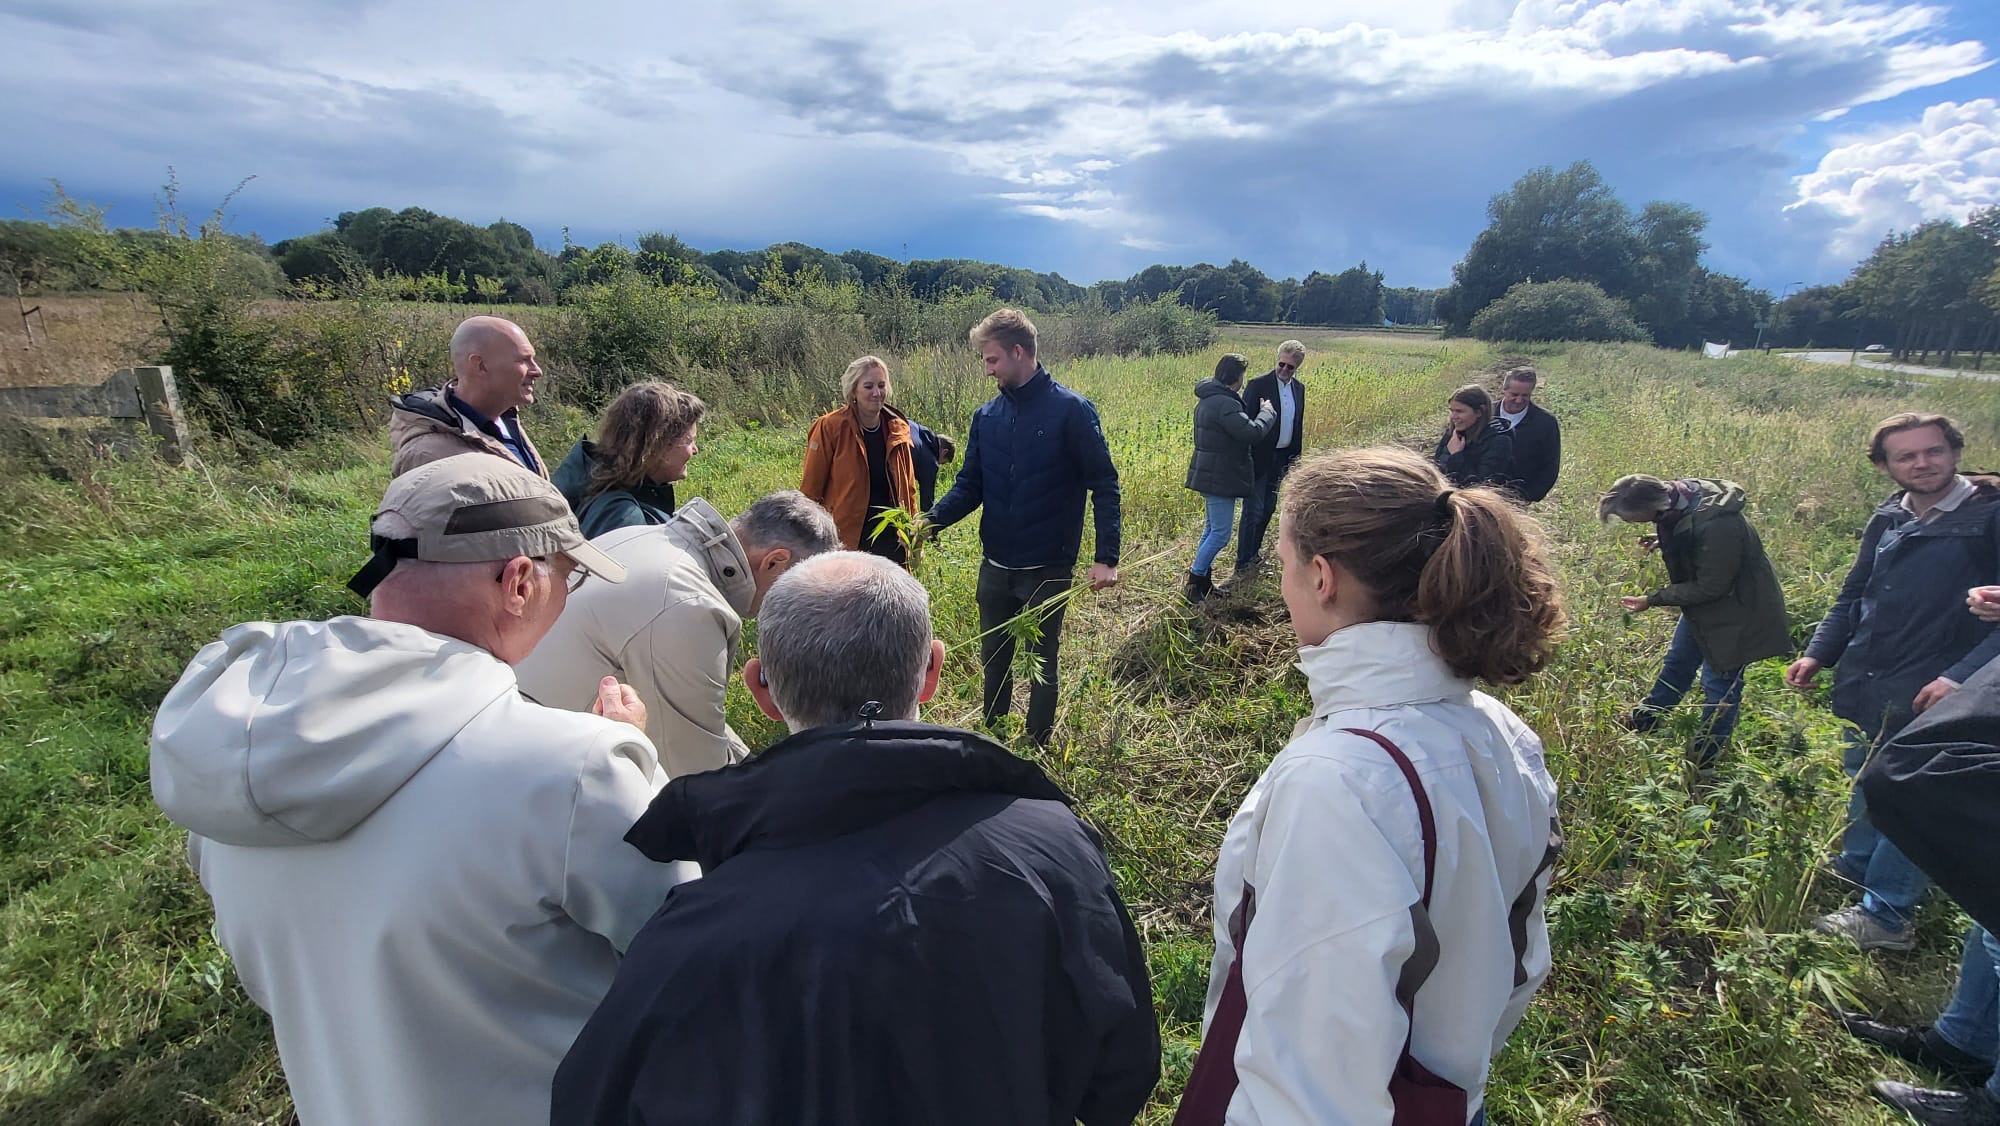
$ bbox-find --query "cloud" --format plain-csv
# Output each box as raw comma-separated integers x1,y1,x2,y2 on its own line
1786,98,2000,261
0,0,1991,288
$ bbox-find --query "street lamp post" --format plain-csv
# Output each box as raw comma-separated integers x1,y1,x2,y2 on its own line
1756,281,1806,352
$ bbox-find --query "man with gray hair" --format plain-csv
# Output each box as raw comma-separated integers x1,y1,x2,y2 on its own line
516,490,841,777
552,551,1162,1126
1236,339,1308,574
150,455,692,1126
391,315,550,477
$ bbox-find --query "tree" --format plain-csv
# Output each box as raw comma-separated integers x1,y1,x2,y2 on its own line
1469,280,1647,342
1851,219,1999,362
1443,161,1647,335
1630,202,1709,347
1327,263,1385,325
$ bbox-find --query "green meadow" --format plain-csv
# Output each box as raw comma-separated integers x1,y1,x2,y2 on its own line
5,328,2000,1123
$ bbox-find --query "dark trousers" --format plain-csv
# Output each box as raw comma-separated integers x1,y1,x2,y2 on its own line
976,560,1073,744
1236,447,1298,570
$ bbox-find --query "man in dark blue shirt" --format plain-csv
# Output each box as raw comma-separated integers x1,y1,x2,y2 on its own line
926,308,1121,746
389,316,549,478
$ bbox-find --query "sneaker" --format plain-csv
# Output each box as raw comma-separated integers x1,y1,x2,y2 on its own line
1870,1080,2000,1125
1842,1015,1995,1086
1815,905,1917,952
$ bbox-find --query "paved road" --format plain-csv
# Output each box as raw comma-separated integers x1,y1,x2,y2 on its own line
1780,350,1998,382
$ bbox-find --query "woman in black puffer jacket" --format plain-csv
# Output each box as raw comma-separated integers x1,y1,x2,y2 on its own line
1183,354,1276,602
1433,384,1514,488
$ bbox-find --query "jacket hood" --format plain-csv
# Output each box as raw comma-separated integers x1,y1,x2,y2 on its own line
151,617,520,846
390,383,460,426
551,437,596,508
1195,378,1243,401
662,498,755,618
624,720,1071,869
1691,479,1747,516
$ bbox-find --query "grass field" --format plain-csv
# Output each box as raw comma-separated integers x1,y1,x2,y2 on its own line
4,327,2000,1123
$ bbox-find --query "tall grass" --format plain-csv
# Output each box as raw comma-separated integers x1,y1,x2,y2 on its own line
2,334,1996,1123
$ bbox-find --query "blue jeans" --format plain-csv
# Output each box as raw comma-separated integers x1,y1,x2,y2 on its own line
1934,925,2000,1101
1191,494,1237,577
1838,727,1931,928
1638,616,1744,766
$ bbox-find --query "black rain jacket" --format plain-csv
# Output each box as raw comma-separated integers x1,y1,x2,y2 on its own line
551,720,1161,1126
1861,654,2000,936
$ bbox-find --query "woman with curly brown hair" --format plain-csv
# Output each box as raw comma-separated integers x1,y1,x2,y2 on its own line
551,382,706,539
1177,446,1564,1126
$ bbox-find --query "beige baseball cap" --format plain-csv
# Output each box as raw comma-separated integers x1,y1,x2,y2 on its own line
347,454,626,596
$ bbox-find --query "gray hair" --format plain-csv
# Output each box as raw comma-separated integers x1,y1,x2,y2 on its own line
1278,339,1306,362
1598,474,1671,523
757,552,934,729
732,490,841,558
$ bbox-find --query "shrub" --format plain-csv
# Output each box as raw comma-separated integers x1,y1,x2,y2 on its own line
1470,279,1648,343
1111,292,1219,355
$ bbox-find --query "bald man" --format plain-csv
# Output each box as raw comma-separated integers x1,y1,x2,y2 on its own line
390,316,550,478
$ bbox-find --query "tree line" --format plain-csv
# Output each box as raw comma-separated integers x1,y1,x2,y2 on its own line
0,196,1442,328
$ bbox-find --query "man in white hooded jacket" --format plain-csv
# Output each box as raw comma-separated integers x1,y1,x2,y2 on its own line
150,455,695,1126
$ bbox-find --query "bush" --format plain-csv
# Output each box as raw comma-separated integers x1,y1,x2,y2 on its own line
1470,279,1648,343
1111,292,1219,355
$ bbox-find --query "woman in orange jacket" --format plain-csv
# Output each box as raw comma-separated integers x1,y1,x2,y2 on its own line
801,356,920,564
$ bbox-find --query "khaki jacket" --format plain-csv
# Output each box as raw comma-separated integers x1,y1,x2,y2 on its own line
514,500,754,778
801,405,918,549
389,382,549,479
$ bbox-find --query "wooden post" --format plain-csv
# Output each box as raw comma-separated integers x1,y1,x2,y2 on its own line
132,365,191,463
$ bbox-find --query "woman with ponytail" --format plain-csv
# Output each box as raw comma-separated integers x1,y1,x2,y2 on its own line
1176,446,1565,1126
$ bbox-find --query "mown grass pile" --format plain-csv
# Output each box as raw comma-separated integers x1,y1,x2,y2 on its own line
4,330,1998,1123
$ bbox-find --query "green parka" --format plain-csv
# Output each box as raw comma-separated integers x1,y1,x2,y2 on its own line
1649,479,1792,671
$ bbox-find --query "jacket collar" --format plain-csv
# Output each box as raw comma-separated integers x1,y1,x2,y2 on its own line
1298,620,1472,717
1001,366,1054,405
623,720,1071,869
663,498,755,617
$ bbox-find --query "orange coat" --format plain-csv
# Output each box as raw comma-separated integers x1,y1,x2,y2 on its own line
801,405,920,549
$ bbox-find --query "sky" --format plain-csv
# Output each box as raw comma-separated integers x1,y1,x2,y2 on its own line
2,0,1996,292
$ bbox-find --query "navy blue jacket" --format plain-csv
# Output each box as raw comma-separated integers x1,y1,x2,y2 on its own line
901,413,947,512
1804,483,2000,740
551,720,1161,1126
928,367,1122,568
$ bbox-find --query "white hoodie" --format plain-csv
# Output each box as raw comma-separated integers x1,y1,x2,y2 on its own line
1205,621,1558,1125
150,616,694,1126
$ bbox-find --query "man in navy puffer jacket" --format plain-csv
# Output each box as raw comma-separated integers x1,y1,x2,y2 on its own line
926,308,1121,746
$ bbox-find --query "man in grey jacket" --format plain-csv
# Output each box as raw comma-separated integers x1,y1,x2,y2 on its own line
150,455,692,1126
516,491,840,777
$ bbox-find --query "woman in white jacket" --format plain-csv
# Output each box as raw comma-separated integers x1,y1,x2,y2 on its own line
1177,446,1566,1126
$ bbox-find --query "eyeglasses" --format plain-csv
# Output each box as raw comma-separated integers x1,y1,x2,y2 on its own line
494,556,587,593
1277,361,1299,372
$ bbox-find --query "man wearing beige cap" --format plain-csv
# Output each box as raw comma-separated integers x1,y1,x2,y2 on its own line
150,454,693,1126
